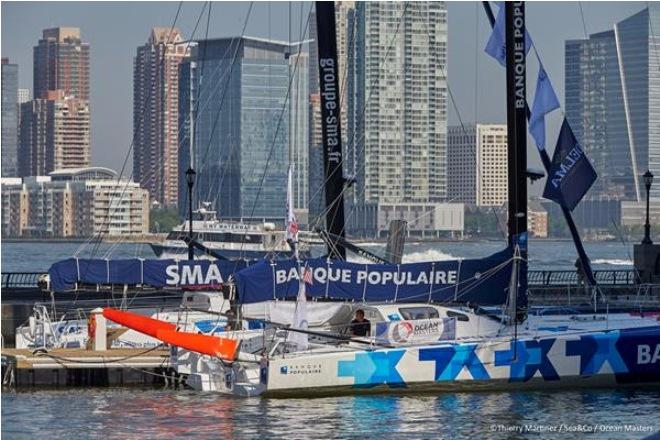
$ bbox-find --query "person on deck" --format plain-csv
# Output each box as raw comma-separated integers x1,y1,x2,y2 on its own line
350,309,371,337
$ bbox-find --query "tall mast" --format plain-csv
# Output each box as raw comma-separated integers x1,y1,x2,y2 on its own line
505,2,528,315
315,1,346,259
482,1,597,287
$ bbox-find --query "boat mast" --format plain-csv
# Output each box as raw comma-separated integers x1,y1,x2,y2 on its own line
314,1,347,259
482,1,597,288
504,1,528,318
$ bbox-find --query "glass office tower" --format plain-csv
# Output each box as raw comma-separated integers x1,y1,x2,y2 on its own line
180,37,306,220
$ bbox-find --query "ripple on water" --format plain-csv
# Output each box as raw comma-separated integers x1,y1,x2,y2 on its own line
2,388,660,439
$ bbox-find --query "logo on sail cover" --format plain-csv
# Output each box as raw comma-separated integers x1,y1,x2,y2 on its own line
392,322,414,343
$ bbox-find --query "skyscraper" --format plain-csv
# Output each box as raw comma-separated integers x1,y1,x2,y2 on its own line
2,59,19,177
33,27,89,100
448,124,508,207
179,37,306,220
565,4,660,201
133,28,188,207
346,2,449,235
19,90,90,177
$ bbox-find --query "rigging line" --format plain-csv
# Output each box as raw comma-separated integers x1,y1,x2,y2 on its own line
74,0,185,259
235,4,313,267
77,2,188,267
98,1,226,262
336,2,474,241
193,2,254,198
87,2,194,251
118,0,218,205
84,2,205,261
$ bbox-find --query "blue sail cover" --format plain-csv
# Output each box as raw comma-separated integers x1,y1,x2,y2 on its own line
234,248,525,307
49,258,247,292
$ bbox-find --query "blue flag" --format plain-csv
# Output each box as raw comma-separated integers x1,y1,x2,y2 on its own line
484,3,533,67
529,66,560,150
543,119,597,211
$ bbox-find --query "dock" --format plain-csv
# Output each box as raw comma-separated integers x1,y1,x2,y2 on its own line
1,347,178,388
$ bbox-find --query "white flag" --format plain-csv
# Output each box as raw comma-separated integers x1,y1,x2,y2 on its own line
289,267,310,351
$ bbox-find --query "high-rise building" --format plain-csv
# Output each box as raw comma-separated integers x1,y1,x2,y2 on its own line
1,167,149,238
346,2,449,235
33,27,89,100
133,28,188,207
565,4,660,201
2,58,19,177
448,124,508,207
18,90,90,177
17,89,31,104
179,37,306,221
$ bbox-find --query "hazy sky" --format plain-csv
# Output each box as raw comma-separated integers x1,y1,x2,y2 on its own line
1,1,647,174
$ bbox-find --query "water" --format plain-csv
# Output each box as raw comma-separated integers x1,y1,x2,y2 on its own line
0,239,635,273
2,388,658,439
2,240,653,438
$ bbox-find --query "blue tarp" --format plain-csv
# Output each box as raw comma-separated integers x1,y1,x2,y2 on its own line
49,258,248,292
234,248,526,306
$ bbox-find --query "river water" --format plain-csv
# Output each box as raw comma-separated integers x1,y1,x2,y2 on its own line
0,239,636,272
2,240,657,439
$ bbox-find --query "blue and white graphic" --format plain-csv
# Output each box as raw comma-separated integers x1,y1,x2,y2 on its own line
495,339,559,382
338,351,406,388
419,345,489,381
566,331,628,376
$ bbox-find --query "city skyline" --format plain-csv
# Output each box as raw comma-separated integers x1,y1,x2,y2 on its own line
1,1,647,173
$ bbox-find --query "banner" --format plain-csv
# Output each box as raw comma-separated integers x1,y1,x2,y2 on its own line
543,119,597,211
375,318,456,346
234,248,519,306
49,258,247,292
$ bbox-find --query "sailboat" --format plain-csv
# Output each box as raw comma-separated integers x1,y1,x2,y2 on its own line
100,2,660,396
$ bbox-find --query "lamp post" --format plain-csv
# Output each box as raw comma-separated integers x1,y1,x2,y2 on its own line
642,170,654,245
186,167,196,260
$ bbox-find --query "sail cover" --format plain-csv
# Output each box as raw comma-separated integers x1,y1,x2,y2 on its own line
234,248,523,306
49,258,247,292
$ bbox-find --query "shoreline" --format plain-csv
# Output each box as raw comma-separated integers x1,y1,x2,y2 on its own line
1,236,615,245
1,234,166,244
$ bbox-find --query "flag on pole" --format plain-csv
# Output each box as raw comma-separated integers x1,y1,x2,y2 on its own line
485,2,532,67
286,166,299,257
543,118,597,211
529,65,560,150
288,266,310,351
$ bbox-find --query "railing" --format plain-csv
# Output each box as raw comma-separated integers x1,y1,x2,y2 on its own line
527,269,638,286
2,272,46,289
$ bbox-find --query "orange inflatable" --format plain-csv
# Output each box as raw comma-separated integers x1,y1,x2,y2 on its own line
103,307,239,361
156,329,240,361
103,308,176,338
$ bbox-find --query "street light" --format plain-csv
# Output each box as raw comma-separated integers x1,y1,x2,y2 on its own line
642,170,654,245
186,167,197,260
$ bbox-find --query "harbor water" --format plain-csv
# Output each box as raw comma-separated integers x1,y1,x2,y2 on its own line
2,388,659,439
2,240,657,438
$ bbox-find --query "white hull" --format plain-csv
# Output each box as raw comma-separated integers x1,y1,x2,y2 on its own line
181,312,660,397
